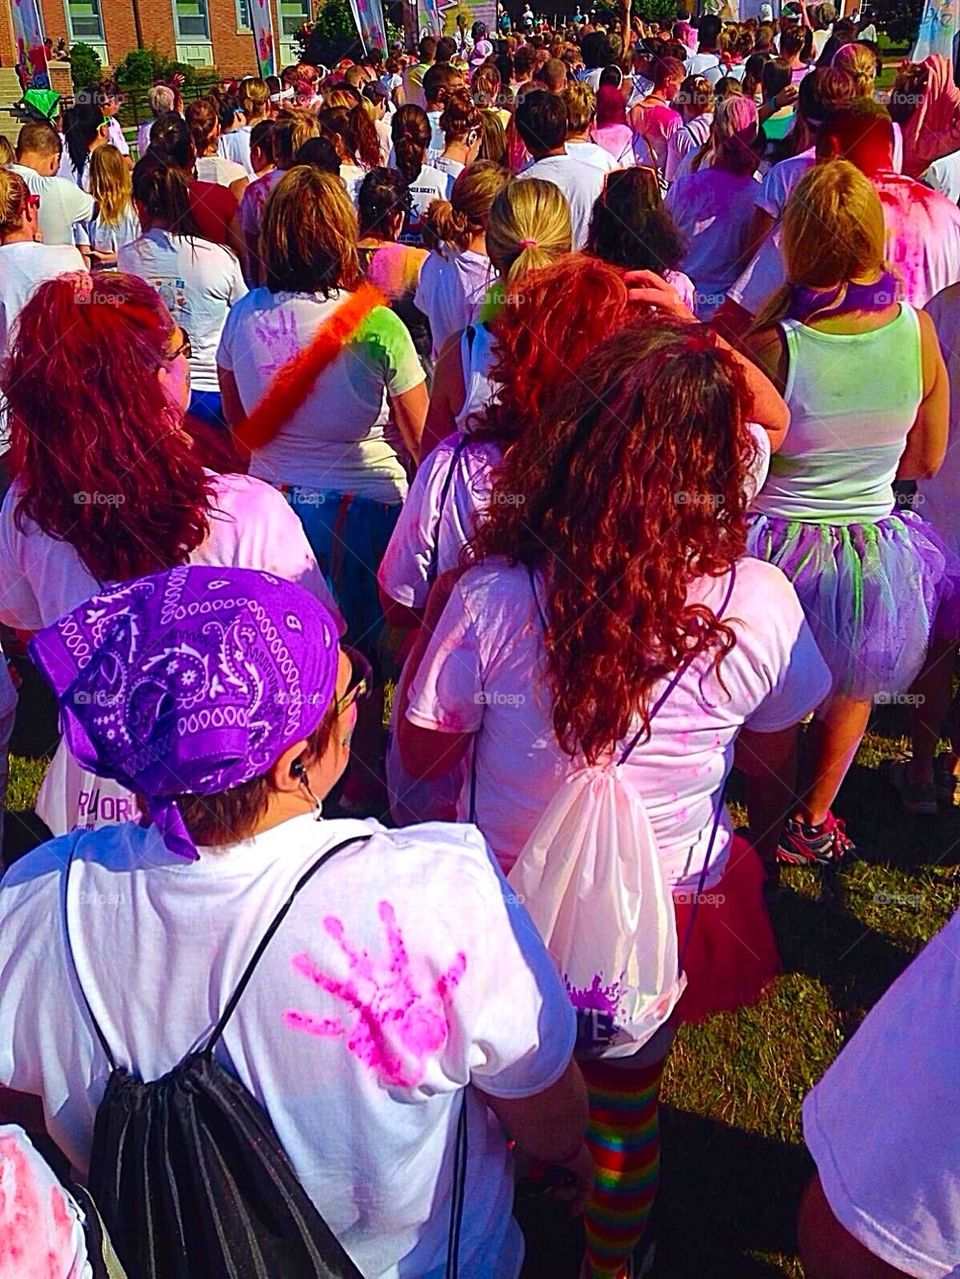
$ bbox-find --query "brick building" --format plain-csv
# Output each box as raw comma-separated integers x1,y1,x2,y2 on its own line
0,0,313,77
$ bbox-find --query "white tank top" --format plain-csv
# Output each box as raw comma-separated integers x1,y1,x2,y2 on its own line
752,304,924,525
455,322,498,433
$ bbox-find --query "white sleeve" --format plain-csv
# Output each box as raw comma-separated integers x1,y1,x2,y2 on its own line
377,442,451,610
406,576,485,735
216,301,239,372
727,563,833,732
226,255,248,305
0,495,45,631
803,910,960,1279
67,182,95,226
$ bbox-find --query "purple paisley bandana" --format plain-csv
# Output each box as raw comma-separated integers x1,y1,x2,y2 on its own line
30,566,341,861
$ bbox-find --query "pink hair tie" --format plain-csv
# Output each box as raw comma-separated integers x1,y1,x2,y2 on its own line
520,237,539,248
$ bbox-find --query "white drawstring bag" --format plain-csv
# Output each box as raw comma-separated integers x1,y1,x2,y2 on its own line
507,568,735,1058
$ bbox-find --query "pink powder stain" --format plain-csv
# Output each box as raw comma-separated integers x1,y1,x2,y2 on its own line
284,901,467,1088
0,1135,75,1277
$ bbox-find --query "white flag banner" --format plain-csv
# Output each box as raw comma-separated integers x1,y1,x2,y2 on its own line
913,0,959,61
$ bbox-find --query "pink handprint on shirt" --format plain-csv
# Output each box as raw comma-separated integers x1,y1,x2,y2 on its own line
254,309,301,378
284,901,467,1088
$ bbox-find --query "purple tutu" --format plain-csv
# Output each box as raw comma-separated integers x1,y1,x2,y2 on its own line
746,509,953,699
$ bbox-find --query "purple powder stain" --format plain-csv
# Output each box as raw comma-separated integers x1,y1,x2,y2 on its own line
566,973,623,1018
284,900,467,1089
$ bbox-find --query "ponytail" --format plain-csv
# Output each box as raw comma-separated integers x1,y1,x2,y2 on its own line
391,105,431,183
423,159,510,253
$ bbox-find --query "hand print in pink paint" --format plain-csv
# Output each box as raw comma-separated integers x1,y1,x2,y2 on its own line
284,902,467,1088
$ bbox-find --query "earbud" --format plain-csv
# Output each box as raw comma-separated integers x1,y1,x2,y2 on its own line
291,759,306,780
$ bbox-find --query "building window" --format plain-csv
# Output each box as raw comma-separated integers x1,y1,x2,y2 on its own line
236,0,252,29
277,0,310,61
64,0,105,40
278,0,310,39
174,0,211,39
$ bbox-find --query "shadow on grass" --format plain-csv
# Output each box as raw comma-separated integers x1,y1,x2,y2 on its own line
657,1108,810,1278
516,1109,808,1279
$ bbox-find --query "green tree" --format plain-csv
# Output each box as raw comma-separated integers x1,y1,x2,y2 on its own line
300,0,368,65
871,0,923,45
68,42,102,91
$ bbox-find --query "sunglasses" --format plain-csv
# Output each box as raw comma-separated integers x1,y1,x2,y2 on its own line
166,326,193,362
334,645,373,717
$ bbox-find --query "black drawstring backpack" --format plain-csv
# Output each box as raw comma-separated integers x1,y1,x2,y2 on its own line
62,831,469,1279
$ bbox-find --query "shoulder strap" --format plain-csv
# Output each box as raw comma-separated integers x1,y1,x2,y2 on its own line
445,1095,468,1279
205,832,371,1054
426,434,471,587
619,565,738,765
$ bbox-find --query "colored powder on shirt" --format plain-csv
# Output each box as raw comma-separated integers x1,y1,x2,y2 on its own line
285,901,467,1088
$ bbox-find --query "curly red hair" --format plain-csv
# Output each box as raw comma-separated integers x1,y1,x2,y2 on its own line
470,253,631,441
3,273,215,584
472,318,757,764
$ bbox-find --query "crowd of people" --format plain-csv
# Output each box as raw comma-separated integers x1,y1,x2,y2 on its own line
0,8,959,1278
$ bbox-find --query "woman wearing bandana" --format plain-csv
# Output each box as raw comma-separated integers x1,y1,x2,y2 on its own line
0,566,590,1279
744,159,951,867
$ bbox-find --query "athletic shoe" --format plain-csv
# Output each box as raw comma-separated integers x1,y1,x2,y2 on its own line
887,760,939,816
776,812,854,865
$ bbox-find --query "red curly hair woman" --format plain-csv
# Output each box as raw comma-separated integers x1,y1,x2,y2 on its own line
398,318,831,1279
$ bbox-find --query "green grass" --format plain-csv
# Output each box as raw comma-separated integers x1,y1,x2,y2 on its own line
6,707,958,1277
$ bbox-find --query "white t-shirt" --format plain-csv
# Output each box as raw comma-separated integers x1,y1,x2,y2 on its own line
803,907,960,1279
414,248,494,358
56,148,91,190
406,556,831,879
218,125,255,177
516,153,605,249
196,153,248,189
119,229,247,392
6,163,94,246
922,150,960,205
921,283,960,554
684,51,724,86
217,289,425,500
401,165,453,246
754,147,816,221
0,241,84,354
665,167,761,317
0,815,575,1279
664,114,712,183
565,139,619,172
74,204,141,257
106,116,129,156
435,155,466,181
0,470,341,632
340,162,367,206
379,434,503,609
